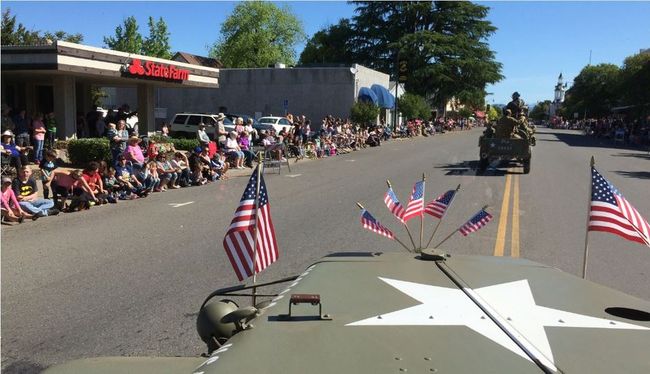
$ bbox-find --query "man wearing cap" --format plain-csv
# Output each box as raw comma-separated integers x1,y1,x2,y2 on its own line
197,123,210,147
215,113,228,148
12,166,58,217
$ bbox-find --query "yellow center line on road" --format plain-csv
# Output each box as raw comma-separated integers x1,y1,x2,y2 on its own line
511,175,520,258
493,173,512,257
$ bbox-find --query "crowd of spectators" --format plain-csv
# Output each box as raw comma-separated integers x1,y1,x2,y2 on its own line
2,103,477,225
549,117,650,147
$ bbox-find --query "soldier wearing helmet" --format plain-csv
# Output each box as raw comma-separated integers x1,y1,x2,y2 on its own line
506,92,527,118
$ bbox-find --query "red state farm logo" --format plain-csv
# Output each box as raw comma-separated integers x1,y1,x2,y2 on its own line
128,59,145,75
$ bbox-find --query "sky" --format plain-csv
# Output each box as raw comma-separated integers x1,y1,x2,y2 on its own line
3,1,650,105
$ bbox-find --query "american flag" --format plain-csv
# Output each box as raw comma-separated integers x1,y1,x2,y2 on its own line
459,209,493,236
589,167,649,247
402,181,424,222
384,187,405,222
361,209,394,239
223,167,279,281
425,190,457,219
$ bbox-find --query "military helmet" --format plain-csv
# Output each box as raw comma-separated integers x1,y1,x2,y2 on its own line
512,92,520,99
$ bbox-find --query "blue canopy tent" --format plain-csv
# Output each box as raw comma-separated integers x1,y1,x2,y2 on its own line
371,84,395,109
358,87,379,105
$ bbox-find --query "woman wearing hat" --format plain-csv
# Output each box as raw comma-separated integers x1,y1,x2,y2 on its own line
2,130,29,170
124,136,145,168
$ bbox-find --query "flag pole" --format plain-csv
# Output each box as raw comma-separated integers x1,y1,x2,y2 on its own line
425,184,461,249
419,173,426,251
251,152,264,306
582,156,595,279
435,205,489,248
387,179,417,251
357,202,412,253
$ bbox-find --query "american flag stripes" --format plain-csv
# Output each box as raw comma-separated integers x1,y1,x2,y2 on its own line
425,190,457,219
402,181,425,222
361,209,394,239
223,167,279,281
589,167,650,247
384,187,406,222
459,209,494,236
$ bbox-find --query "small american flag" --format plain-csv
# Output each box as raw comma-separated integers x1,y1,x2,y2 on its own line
402,181,424,222
589,167,649,247
361,209,394,239
384,187,405,222
425,190,457,219
459,209,493,236
223,167,279,281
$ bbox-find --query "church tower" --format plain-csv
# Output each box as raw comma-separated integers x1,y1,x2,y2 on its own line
554,73,566,103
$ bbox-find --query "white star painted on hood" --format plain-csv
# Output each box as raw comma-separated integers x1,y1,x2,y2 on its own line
347,278,649,370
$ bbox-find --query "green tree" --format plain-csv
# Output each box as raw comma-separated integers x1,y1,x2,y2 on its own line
530,100,552,120
104,16,143,53
398,93,431,120
563,64,620,118
619,52,650,116
486,105,499,121
142,16,172,59
43,31,84,43
210,1,306,68
1,8,52,45
303,2,502,109
350,101,380,126
299,19,355,65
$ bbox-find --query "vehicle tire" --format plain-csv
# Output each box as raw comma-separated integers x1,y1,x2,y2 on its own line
523,158,531,174
477,157,489,174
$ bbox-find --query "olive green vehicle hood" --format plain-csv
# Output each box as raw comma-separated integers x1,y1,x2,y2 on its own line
45,252,650,374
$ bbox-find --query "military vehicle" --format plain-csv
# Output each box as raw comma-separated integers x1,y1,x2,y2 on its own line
477,135,533,174
45,249,650,373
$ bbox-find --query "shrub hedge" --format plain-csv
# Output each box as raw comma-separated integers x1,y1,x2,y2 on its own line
67,138,111,165
169,138,200,151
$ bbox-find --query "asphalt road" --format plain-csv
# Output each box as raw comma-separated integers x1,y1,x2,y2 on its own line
2,127,649,372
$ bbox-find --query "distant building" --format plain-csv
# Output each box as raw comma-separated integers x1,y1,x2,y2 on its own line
549,73,567,117
172,52,223,69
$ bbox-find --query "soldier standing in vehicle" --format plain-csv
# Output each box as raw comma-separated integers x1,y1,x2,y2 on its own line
506,92,526,118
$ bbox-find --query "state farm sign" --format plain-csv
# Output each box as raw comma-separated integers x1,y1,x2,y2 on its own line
124,59,189,81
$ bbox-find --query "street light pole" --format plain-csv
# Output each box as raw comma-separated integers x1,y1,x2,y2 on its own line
394,50,399,133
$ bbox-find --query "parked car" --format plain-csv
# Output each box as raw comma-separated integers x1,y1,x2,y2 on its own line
170,113,234,138
258,116,292,133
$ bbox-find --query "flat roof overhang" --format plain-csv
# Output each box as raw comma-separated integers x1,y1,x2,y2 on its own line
1,41,219,88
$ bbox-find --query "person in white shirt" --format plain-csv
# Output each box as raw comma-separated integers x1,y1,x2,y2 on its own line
197,123,210,146
224,131,245,169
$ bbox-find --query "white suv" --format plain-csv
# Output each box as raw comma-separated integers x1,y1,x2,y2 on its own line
170,113,234,138
258,116,293,133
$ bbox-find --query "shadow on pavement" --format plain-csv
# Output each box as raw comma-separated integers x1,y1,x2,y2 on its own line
2,359,46,374
435,160,523,176
611,152,650,161
614,170,650,180
551,132,646,151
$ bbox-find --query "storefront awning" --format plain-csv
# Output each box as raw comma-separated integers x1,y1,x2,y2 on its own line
358,87,379,105
371,84,395,109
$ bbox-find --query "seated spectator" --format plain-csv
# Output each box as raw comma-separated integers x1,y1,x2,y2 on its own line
2,130,30,170
12,166,57,218
124,136,145,168
224,131,245,169
143,161,162,192
188,147,209,185
261,131,286,161
2,176,32,222
170,152,191,187
147,139,159,161
115,155,147,197
50,169,89,211
160,122,170,138
156,153,179,190
102,167,121,203
238,130,255,167
81,162,108,205
39,149,58,200
197,123,210,147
